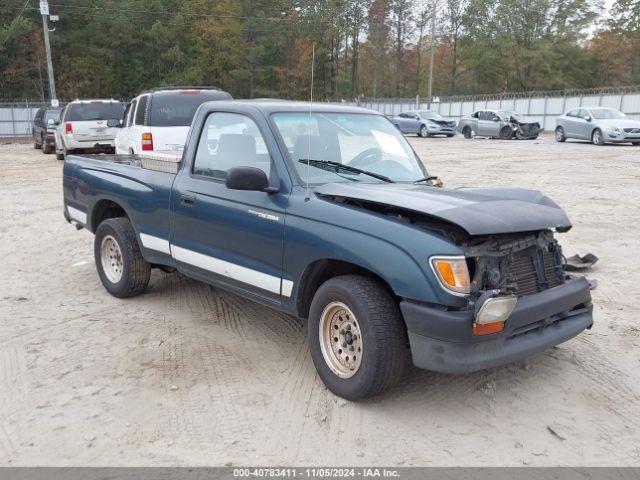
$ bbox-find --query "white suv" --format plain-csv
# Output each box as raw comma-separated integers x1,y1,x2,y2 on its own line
115,87,232,154
54,99,125,160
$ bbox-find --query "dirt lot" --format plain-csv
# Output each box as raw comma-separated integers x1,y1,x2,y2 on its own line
1,135,639,466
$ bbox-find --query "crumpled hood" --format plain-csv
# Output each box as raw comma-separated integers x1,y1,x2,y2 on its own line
315,183,572,235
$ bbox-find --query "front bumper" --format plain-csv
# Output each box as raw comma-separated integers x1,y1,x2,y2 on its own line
603,131,640,143
427,124,456,135
401,277,593,373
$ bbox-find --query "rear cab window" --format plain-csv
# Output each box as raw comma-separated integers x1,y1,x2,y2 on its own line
193,112,270,181
67,101,125,122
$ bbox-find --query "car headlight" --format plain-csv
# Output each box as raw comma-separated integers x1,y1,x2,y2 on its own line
430,256,470,295
607,127,622,135
473,293,517,336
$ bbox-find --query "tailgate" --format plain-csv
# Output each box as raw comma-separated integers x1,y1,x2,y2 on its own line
71,120,118,142
149,126,190,151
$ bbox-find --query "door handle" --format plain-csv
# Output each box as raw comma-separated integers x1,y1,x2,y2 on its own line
180,193,196,205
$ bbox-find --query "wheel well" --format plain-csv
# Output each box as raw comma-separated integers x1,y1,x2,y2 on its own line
296,259,397,319
91,200,128,232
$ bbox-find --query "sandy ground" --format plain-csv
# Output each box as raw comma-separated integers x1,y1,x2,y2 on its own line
0,135,639,466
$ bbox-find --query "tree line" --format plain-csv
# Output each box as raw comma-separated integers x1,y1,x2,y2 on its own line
1,0,639,102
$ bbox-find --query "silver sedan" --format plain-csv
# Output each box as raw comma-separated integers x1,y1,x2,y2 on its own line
555,107,640,146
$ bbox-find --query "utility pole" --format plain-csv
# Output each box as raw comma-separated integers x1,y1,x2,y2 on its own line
427,0,436,109
40,1,58,106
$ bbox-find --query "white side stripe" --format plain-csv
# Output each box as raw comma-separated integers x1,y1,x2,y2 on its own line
139,233,171,255
172,245,292,297
67,206,87,224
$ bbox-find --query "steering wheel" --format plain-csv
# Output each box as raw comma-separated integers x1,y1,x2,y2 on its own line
348,148,383,168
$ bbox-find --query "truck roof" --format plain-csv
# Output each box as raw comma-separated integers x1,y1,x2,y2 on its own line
203,99,380,116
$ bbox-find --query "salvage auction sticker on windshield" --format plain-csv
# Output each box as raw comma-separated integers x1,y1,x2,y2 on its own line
371,130,407,157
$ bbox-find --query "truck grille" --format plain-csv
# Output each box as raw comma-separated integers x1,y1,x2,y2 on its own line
509,249,563,296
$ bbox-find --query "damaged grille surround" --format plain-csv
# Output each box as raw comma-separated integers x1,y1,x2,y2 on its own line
461,230,565,298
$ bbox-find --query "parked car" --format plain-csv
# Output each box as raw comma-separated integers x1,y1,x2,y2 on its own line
32,106,61,154
54,99,125,160
388,110,456,137
555,107,640,146
457,110,542,140
63,101,593,400
115,87,232,154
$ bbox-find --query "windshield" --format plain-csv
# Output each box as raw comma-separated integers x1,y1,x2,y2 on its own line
67,102,125,121
272,113,427,184
149,91,233,126
418,110,444,120
590,108,628,120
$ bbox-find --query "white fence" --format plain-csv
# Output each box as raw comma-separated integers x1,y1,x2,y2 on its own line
0,102,49,137
3,87,640,136
340,87,640,131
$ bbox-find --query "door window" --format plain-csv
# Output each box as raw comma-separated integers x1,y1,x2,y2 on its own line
193,112,270,181
479,111,492,121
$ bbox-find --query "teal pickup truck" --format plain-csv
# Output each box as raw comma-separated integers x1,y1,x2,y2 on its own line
63,100,593,400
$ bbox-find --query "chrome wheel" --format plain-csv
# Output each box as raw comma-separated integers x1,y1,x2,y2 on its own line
555,128,564,141
319,302,363,378
100,235,123,283
592,129,603,145
420,125,428,137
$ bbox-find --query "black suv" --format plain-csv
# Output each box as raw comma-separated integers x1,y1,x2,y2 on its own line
33,107,62,154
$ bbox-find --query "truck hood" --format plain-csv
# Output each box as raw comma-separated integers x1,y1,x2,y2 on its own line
315,183,572,235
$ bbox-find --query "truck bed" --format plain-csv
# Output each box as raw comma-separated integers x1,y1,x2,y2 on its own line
70,152,182,174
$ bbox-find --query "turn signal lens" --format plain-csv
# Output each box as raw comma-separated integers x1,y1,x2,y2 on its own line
473,321,505,336
430,257,470,295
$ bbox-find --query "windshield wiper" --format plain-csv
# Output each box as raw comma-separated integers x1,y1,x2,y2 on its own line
413,176,439,185
298,159,394,183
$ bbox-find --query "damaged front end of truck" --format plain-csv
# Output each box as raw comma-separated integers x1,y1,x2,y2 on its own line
316,183,594,373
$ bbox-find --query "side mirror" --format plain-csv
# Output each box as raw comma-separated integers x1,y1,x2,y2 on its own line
583,116,591,122
493,117,500,122
107,118,120,128
226,167,277,193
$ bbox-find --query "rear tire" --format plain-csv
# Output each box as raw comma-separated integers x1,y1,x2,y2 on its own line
462,126,472,139
56,153,64,161
94,217,151,298
307,275,409,400
555,127,566,142
632,142,639,146
592,128,605,146
446,134,455,138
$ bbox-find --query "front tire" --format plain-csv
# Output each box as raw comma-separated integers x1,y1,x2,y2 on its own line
499,126,514,140
419,125,428,138
308,275,409,400
555,127,566,142
592,128,605,146
94,218,151,298
462,126,472,139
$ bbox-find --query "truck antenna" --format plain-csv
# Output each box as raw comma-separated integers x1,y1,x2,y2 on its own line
304,43,315,202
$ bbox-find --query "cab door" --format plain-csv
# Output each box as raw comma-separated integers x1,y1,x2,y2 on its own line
170,111,290,303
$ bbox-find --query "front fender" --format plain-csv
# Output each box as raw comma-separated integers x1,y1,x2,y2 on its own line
283,191,468,309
